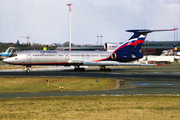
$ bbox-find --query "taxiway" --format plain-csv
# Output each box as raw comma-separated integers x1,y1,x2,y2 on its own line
0,68,180,98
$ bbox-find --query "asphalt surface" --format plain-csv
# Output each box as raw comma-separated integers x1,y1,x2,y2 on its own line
0,68,180,98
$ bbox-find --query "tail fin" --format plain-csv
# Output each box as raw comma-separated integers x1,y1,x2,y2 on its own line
5,48,11,54
173,44,178,52
5,47,15,54
113,28,178,53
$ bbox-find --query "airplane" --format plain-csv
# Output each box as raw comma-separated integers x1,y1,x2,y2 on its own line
3,28,177,72
173,44,180,56
0,47,15,60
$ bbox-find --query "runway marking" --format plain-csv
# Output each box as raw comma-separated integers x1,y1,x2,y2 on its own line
128,83,180,86
108,73,133,75
29,92,39,93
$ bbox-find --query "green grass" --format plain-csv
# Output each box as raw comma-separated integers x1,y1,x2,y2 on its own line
0,65,53,70
0,95,179,120
0,77,116,93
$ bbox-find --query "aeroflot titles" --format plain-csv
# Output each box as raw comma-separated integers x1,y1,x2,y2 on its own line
33,53,110,58
40,51,57,53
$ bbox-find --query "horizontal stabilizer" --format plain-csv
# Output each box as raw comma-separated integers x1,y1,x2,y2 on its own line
126,28,178,33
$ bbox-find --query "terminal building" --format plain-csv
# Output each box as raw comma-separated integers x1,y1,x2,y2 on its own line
56,45,105,51
56,41,180,55
141,41,180,55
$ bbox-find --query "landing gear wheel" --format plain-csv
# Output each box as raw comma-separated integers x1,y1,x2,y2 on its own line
26,69,30,73
25,65,31,73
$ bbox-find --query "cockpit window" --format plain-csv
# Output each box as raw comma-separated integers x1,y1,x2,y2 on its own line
9,53,17,57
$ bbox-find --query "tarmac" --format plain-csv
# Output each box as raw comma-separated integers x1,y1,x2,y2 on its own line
0,66,180,98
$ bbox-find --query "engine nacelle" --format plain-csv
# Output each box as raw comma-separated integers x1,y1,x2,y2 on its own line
111,53,133,62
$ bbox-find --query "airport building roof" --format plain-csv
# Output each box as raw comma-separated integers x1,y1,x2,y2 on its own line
56,41,180,51
56,46,105,51
142,41,180,49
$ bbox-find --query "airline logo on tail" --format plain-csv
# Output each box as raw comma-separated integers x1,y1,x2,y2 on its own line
113,33,146,53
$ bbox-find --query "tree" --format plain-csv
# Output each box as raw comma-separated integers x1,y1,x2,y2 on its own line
16,40,20,45
62,41,76,47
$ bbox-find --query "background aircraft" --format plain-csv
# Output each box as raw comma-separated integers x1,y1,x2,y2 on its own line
3,29,177,72
0,47,15,60
173,44,180,56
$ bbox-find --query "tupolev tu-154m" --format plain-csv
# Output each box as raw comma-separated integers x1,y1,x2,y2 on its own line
3,28,177,72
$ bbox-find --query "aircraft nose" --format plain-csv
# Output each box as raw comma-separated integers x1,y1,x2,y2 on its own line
3,58,11,64
3,58,7,63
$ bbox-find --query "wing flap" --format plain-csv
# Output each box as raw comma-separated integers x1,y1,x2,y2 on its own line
68,60,85,64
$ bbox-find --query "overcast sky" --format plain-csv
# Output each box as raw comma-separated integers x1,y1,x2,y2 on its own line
0,0,179,45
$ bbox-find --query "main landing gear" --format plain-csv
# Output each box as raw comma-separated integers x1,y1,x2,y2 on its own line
74,65,85,71
99,66,111,72
73,65,111,72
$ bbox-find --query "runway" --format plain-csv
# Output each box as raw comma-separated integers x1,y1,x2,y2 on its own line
1,68,180,78
0,67,180,98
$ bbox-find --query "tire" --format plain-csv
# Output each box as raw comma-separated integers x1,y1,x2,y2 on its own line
26,69,30,73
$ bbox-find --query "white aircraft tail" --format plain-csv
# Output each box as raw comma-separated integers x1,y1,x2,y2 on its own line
4,47,15,54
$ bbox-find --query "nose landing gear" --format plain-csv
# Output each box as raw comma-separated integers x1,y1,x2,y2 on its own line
26,69,30,73
25,65,31,73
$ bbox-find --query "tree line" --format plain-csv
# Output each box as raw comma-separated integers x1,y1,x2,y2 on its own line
0,40,81,52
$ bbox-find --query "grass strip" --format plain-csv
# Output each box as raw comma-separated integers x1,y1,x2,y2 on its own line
0,77,116,93
0,95,179,120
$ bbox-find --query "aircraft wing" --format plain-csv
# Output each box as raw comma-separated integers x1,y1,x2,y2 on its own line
69,60,159,66
84,62,160,66
68,60,84,65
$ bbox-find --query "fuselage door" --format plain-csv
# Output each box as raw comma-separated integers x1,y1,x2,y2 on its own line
64,52,69,61
26,52,31,60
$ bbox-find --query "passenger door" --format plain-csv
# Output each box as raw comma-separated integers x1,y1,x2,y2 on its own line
64,52,69,61
26,52,31,60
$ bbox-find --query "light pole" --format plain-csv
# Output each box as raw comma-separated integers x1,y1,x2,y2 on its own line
100,35,102,45
97,35,99,45
67,4,73,51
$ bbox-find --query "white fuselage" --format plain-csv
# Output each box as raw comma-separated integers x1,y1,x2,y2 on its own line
4,50,112,65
